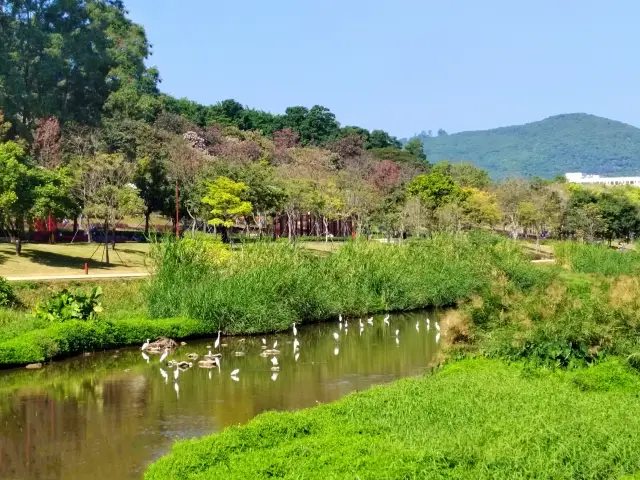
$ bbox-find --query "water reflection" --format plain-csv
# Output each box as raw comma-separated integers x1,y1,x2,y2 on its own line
0,311,442,480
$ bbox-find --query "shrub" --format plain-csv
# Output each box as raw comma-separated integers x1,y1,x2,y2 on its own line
0,277,16,307
554,241,640,275
34,287,104,323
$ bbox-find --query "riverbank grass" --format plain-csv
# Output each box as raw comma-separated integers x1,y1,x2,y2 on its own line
145,357,640,479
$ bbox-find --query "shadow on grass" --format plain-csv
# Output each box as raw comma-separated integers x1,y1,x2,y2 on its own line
18,248,134,271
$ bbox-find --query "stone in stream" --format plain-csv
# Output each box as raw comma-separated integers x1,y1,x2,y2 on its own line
25,363,43,369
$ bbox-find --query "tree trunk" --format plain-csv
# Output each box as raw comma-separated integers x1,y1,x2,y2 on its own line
220,225,229,243
144,210,150,235
86,215,92,243
104,220,110,265
15,238,22,256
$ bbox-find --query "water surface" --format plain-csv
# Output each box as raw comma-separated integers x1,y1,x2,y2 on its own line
0,311,442,480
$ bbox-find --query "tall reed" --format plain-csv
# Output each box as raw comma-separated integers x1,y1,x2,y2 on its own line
145,233,541,333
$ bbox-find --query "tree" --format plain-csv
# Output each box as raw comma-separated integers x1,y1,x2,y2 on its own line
202,177,252,243
33,117,62,168
496,179,530,239
449,162,491,189
404,138,427,161
597,192,640,242
135,156,171,234
366,130,402,149
407,172,465,210
437,128,448,136
76,154,144,264
462,188,503,229
0,140,76,253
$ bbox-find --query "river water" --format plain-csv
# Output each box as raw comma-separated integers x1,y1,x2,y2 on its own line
0,311,442,480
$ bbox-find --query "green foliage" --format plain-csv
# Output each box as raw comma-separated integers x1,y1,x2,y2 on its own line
34,287,104,323
407,172,467,209
202,177,253,228
0,278,16,308
403,138,427,160
411,113,640,179
554,242,640,275
145,234,531,333
145,358,640,479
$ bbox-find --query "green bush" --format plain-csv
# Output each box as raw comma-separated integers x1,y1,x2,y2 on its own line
145,358,640,479
0,277,16,307
34,287,104,322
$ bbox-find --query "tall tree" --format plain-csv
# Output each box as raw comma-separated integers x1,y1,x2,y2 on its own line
202,177,252,243
404,138,427,161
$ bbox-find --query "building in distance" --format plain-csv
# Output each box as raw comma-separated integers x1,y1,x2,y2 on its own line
565,172,640,186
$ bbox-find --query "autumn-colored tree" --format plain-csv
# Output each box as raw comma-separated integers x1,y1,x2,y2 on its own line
33,117,62,169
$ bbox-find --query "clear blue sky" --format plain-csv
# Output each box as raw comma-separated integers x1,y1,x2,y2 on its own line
124,0,640,138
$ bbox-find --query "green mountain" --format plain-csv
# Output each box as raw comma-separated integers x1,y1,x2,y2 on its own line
412,113,640,179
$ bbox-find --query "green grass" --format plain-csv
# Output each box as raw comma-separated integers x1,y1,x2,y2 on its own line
554,241,640,275
145,358,640,479
146,233,545,334
0,242,150,277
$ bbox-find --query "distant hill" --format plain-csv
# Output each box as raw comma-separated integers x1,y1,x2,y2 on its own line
410,113,640,179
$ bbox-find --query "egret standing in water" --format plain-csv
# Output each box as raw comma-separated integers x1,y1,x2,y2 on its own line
159,348,169,363
383,315,390,326
160,368,168,384
334,346,339,356
292,323,297,336
273,340,278,349
271,372,278,381
214,331,221,349
141,338,150,351
174,365,180,381
271,356,278,366
367,317,373,325
294,352,300,362
141,351,150,363
415,321,420,332
261,338,267,349
426,318,431,331
435,322,440,332
395,329,399,337
174,381,179,398
293,338,300,351
230,368,240,377
333,332,339,341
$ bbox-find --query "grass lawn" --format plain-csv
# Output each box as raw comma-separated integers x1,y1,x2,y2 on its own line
146,358,640,480
0,242,150,278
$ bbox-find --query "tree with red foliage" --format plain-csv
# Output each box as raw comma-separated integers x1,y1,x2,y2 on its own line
370,160,401,193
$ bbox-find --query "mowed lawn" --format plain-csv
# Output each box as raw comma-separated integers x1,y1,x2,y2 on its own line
0,242,150,278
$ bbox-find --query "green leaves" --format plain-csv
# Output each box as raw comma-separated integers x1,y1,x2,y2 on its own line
202,177,253,228
34,287,104,323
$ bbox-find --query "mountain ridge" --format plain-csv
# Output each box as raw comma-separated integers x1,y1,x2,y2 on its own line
410,113,640,179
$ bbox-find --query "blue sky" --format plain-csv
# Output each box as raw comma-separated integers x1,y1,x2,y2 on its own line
124,0,640,137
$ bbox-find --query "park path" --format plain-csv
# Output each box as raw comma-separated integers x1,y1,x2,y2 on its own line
5,272,150,282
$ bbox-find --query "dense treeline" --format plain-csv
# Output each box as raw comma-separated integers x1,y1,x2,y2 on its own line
2,0,640,259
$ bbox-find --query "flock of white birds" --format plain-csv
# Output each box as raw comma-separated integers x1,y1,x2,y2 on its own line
141,315,440,399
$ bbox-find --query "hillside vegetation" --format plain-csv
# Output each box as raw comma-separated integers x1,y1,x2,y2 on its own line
412,113,640,179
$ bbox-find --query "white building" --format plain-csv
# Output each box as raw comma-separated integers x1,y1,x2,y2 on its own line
565,172,640,187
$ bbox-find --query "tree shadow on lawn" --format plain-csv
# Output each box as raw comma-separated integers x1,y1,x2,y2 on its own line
19,248,136,271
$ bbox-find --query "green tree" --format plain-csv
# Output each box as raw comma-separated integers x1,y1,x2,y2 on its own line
449,162,491,189
366,130,402,149
404,138,427,161
202,177,252,243
76,154,144,264
135,156,171,234
407,172,465,210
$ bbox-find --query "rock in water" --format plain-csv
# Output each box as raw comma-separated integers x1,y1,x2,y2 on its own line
25,363,43,369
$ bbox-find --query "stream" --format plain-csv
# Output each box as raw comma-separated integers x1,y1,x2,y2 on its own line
0,311,442,480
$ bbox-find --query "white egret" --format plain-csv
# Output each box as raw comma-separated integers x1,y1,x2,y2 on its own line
271,372,279,381
383,315,390,326
435,322,440,332
141,338,150,351
174,382,179,398
339,314,343,322
230,368,240,377
262,338,267,345
395,329,399,337
359,327,364,336
359,319,364,328
174,365,180,381
209,370,212,380
426,318,430,331
292,323,297,336
293,338,300,351
345,320,348,328
334,347,339,356
273,340,278,349
333,332,339,341
367,317,373,325
339,321,343,331
159,348,169,363
271,356,278,366
416,321,420,332
435,333,441,343
396,337,400,345
294,352,300,362
214,331,221,349
160,368,168,384
142,351,150,363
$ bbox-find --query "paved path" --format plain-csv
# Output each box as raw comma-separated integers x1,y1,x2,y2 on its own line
5,272,150,282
